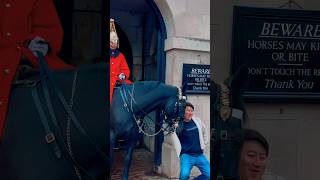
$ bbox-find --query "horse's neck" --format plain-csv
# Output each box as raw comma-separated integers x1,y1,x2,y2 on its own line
133,84,177,114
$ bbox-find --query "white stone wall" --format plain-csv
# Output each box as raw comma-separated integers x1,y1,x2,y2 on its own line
155,0,210,40
213,1,320,180
156,0,211,178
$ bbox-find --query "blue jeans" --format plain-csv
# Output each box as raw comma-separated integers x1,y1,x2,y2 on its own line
179,153,210,180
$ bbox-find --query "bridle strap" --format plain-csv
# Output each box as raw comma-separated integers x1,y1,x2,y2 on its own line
40,71,93,180
31,76,96,180
31,87,62,159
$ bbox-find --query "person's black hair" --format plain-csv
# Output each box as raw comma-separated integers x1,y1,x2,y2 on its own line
185,102,194,110
240,128,269,156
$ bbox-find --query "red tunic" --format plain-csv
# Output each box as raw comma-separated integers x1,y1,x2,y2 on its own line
110,52,131,104
0,0,72,137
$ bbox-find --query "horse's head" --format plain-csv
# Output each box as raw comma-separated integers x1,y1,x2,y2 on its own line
162,87,187,133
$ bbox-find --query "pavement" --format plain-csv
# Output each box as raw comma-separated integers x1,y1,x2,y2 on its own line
111,148,179,180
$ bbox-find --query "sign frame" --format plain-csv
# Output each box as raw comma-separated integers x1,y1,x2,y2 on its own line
232,6,320,102
182,63,211,94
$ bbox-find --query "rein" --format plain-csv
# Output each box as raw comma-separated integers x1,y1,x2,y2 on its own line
65,71,83,180
31,51,108,179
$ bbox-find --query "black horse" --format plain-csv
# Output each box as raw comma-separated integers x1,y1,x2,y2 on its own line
211,66,248,180
110,81,186,180
0,60,108,180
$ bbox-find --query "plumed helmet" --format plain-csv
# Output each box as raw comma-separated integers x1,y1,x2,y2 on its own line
110,18,119,48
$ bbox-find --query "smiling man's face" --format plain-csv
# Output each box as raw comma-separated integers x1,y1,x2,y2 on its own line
184,106,193,122
239,140,268,180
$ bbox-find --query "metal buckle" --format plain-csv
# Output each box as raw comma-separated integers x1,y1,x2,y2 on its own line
45,133,55,144
220,130,228,140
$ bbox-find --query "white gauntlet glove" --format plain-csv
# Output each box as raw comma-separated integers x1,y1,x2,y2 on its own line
28,36,49,57
119,73,126,80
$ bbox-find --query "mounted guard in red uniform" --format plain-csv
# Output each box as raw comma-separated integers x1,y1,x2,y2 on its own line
109,18,131,104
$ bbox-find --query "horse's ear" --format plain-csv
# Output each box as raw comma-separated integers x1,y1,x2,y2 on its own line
210,79,218,107
224,64,248,94
181,82,187,97
226,64,249,119
232,64,248,94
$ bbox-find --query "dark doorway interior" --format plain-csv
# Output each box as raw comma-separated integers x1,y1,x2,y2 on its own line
115,23,133,81
53,0,106,66
53,0,73,64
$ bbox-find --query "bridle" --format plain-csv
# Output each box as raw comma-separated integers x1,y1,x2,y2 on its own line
118,82,186,136
161,88,187,134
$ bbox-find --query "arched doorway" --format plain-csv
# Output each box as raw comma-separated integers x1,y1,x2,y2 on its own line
110,0,166,82
110,0,167,169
